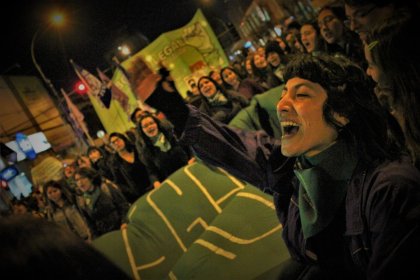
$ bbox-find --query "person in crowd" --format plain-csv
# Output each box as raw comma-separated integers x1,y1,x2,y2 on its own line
184,78,203,108
62,157,78,190
274,35,293,54
231,60,248,80
220,66,265,100
11,196,44,218
318,4,365,66
285,21,305,53
43,180,93,242
365,12,420,168
299,21,327,56
108,132,153,203
87,146,114,181
29,187,49,218
196,75,249,124
74,167,129,238
11,199,30,215
76,154,92,169
130,107,145,124
208,69,226,91
250,50,282,90
136,113,191,188
343,0,415,42
130,107,174,149
0,214,130,279
131,54,420,279
244,53,255,79
264,40,289,82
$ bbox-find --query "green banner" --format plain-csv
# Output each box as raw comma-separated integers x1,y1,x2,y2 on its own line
116,9,229,100
93,162,290,279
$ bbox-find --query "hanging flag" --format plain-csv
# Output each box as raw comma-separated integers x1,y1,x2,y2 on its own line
110,57,131,113
61,88,94,145
70,59,108,108
96,68,112,109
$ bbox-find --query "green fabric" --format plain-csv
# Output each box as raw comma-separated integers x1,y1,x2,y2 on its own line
294,140,358,239
83,187,100,210
93,162,290,279
206,90,228,106
228,85,283,139
153,132,171,152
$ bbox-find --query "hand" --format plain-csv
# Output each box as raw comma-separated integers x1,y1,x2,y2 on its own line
188,157,196,165
135,72,162,102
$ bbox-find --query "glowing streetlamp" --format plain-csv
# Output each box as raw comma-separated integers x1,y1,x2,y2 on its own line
118,44,131,57
30,11,65,99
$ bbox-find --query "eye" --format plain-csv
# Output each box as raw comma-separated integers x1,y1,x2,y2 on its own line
296,93,309,98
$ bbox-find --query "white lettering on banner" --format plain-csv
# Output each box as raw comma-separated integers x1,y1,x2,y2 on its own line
158,38,187,61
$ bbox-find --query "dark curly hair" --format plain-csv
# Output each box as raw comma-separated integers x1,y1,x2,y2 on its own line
283,54,395,161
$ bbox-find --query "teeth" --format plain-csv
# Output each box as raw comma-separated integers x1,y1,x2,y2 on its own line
280,121,300,136
280,121,299,127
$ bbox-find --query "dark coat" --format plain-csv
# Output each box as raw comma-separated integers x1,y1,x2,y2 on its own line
110,149,153,203
82,182,130,237
146,86,420,280
139,131,190,183
199,90,249,124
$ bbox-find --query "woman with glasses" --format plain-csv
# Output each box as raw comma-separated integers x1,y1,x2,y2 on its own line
74,167,129,238
108,132,153,203
344,0,413,42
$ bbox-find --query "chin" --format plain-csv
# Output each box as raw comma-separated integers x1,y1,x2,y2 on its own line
281,146,298,157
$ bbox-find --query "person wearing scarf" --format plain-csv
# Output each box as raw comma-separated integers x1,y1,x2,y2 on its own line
136,113,191,188
197,76,248,124
131,53,420,279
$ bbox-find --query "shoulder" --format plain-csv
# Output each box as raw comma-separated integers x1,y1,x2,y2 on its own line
367,157,420,191
346,157,420,233
363,157,420,224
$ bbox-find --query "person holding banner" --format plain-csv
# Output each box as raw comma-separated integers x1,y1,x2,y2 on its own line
129,54,420,279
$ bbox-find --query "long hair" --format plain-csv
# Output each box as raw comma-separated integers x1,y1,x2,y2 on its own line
220,66,242,90
283,54,394,162
43,180,75,210
136,113,173,150
369,13,420,164
197,76,225,96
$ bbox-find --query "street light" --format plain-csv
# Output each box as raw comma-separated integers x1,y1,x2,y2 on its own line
30,11,65,100
118,44,131,57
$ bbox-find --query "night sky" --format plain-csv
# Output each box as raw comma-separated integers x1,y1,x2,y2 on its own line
2,0,225,91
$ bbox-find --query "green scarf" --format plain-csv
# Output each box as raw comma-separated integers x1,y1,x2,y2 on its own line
153,132,171,152
294,140,358,239
83,187,101,210
207,91,228,106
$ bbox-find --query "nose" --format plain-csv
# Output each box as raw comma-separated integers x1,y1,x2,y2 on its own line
349,19,358,32
276,94,291,116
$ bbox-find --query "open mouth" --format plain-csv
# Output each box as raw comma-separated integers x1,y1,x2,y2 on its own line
281,121,300,138
147,128,156,135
